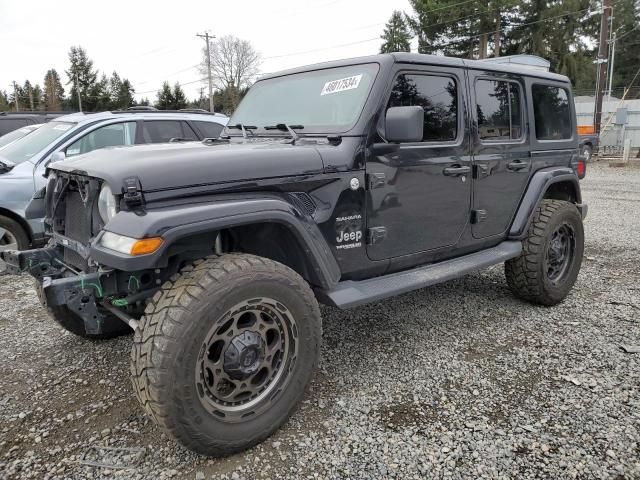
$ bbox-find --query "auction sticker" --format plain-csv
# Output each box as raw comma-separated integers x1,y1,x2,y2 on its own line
321,74,362,96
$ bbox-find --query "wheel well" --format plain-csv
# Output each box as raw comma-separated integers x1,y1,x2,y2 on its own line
543,181,578,203
224,223,318,287
0,208,33,245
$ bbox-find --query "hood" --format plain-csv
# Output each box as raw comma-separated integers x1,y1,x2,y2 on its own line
50,139,326,192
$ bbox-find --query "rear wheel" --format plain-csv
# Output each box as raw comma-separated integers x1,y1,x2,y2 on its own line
581,144,593,162
131,253,321,456
505,199,584,306
0,216,29,274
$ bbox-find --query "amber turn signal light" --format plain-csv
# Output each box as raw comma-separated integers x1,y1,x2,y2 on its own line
130,237,163,256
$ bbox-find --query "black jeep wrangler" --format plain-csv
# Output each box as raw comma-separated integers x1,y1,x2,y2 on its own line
2,53,587,456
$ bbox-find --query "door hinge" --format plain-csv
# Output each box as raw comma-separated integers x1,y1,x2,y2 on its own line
367,173,386,190
367,226,387,245
471,209,488,224
122,176,145,208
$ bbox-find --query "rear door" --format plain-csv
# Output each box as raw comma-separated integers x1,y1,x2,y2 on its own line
469,70,531,239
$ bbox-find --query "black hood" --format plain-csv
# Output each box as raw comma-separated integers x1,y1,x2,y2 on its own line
50,139,326,192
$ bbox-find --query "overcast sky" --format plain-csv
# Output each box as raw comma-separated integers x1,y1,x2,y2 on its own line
0,0,413,102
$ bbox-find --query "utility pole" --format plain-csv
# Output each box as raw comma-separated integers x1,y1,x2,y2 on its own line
196,31,216,113
606,31,617,104
12,82,19,112
594,0,613,135
74,72,82,112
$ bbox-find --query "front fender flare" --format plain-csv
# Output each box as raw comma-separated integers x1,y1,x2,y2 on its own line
89,194,341,289
509,167,583,239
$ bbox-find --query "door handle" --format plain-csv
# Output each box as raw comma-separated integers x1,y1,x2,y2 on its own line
443,165,471,176
507,160,529,171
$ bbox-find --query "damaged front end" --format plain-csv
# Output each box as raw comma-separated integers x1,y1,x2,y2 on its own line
0,172,162,335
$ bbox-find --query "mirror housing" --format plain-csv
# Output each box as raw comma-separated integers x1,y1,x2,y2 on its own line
49,151,66,164
385,106,424,143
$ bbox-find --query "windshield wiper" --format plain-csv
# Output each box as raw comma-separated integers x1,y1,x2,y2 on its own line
227,123,257,139
264,124,304,144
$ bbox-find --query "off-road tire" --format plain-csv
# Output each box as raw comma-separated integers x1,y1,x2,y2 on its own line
131,253,322,456
505,199,584,306
35,282,131,339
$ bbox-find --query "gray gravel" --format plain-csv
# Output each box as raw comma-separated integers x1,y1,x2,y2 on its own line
1,163,639,480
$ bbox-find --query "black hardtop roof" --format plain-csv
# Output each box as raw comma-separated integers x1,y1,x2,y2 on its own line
260,52,570,84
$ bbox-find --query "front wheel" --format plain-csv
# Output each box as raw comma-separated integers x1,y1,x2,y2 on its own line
131,253,321,456
505,199,584,306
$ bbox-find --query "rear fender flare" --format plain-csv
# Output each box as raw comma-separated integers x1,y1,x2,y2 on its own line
509,167,583,239
89,194,341,289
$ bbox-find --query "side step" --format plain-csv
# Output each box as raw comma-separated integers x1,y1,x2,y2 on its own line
318,241,522,309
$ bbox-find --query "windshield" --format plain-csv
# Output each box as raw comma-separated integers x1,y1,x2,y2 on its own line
0,121,75,165
230,63,379,134
0,126,39,150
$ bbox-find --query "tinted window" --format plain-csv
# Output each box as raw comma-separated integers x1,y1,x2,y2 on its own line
532,85,572,140
387,74,458,142
0,119,30,136
142,121,186,143
194,121,223,139
181,122,199,140
476,80,522,141
66,122,137,157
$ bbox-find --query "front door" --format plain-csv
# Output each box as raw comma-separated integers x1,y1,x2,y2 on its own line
469,71,531,238
366,66,472,261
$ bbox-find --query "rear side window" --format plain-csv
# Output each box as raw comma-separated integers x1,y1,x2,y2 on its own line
532,85,572,140
476,79,522,141
387,74,458,142
142,121,198,143
194,121,224,139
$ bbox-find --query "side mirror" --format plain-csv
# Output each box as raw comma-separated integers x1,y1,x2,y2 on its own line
385,106,424,143
50,151,66,164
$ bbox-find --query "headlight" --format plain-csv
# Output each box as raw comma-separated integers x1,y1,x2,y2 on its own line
99,232,163,256
98,184,117,223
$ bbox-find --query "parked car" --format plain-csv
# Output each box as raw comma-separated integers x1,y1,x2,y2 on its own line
3,53,586,456
0,110,229,266
0,124,41,150
577,125,599,161
0,112,67,136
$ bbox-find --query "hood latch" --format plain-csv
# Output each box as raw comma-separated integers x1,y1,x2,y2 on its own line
122,176,145,209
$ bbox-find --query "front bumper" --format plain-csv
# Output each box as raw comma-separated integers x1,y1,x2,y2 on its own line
0,247,155,335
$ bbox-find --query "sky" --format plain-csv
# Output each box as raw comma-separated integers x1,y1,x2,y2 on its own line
0,0,413,103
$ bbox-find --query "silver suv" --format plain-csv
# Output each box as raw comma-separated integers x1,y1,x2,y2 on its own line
0,110,228,265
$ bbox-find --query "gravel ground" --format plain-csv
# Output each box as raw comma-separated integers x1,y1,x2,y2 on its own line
1,163,639,480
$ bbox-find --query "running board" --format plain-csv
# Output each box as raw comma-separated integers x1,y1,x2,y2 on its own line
318,241,522,309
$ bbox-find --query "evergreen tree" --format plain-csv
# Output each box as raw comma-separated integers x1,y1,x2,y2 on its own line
0,90,10,112
117,79,135,109
608,0,640,98
32,85,43,110
172,83,188,109
93,74,112,111
155,81,175,109
66,46,98,111
380,11,412,53
43,69,65,111
23,80,35,110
